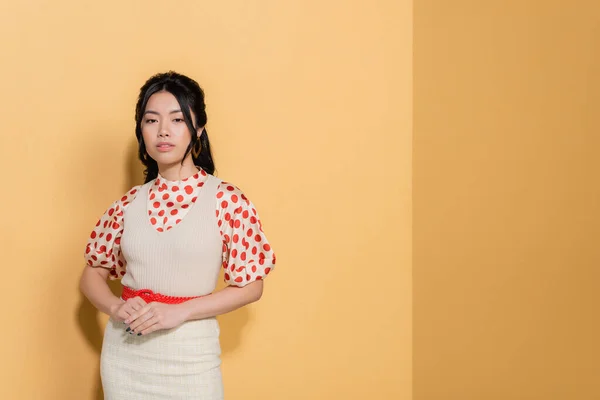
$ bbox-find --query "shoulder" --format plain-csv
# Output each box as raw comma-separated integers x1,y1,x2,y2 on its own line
105,184,144,218
87,185,143,253
117,184,144,207
216,180,251,207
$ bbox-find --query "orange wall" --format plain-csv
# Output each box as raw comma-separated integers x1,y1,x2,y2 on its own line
414,1,600,399
0,1,411,399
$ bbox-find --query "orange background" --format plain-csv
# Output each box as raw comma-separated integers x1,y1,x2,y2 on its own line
0,1,411,399
414,1,600,399
8,1,596,399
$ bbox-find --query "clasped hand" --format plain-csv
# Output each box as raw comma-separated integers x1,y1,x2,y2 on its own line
111,296,187,336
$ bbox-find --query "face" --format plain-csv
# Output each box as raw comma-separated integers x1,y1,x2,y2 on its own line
141,91,199,169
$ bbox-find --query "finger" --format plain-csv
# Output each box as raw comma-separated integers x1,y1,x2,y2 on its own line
121,305,134,320
126,299,141,312
125,304,152,325
125,298,146,319
120,303,132,315
134,296,147,308
129,310,154,332
113,302,132,323
131,314,158,334
124,303,137,315
117,309,132,322
138,318,162,336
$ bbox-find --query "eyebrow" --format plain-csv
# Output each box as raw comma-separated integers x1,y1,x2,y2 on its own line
144,109,183,115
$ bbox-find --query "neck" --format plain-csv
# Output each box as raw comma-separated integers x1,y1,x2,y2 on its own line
157,158,199,182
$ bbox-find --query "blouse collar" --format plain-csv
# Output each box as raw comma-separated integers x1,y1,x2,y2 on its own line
154,168,208,188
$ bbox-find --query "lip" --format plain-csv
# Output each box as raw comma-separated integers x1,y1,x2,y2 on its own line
156,142,175,152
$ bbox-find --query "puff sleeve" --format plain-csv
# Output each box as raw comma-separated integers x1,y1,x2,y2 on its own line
84,186,141,280
216,182,276,287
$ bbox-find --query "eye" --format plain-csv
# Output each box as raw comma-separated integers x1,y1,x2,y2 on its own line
145,118,157,124
173,118,184,123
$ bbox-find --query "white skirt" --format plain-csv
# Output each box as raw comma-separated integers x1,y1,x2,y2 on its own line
100,316,224,399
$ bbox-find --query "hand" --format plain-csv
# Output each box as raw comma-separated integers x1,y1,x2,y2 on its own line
110,296,147,323
124,302,188,336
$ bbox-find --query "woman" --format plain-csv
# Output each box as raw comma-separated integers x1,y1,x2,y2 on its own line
79,71,276,399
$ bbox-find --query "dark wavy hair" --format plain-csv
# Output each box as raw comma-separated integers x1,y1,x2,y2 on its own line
134,71,216,183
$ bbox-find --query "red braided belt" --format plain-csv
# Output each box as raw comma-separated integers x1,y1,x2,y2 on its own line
121,286,202,304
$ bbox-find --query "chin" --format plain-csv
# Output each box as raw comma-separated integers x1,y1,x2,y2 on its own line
149,152,183,166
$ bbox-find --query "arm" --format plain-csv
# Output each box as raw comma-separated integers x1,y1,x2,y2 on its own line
124,280,264,334
78,266,123,316
80,185,142,318
180,280,264,321
79,266,147,322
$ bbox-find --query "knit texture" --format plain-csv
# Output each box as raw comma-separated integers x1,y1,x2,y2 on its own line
100,174,225,399
120,174,223,297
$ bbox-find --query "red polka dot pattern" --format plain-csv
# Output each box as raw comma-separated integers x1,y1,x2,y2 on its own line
83,170,276,286
216,182,276,287
83,185,141,280
147,170,208,232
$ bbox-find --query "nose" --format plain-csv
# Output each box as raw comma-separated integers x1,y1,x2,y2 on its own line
158,123,170,137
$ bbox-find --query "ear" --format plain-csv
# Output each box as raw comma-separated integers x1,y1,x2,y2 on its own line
197,126,205,138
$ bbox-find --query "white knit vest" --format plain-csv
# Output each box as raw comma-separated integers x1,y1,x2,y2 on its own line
120,174,223,297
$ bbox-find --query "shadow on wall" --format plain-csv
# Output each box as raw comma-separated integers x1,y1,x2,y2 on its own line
75,137,249,399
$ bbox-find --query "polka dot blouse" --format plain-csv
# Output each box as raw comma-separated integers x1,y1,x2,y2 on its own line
84,169,276,287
